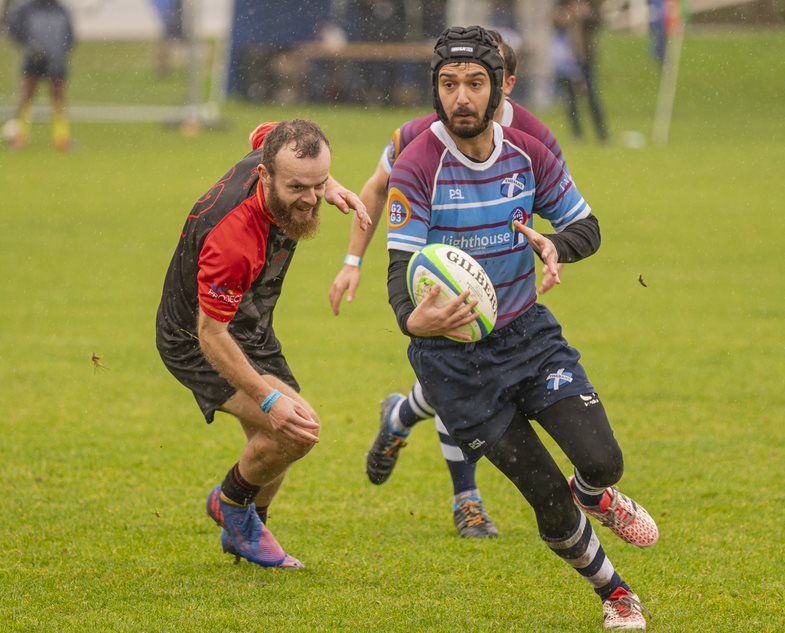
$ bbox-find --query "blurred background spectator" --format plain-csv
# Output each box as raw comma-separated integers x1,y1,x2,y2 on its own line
8,0,75,150
342,0,410,105
225,0,333,102
553,20,584,140
151,0,185,78
554,0,609,142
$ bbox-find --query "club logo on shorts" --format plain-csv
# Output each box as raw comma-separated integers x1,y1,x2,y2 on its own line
580,393,600,407
468,438,486,450
546,368,573,391
387,187,412,229
510,207,530,248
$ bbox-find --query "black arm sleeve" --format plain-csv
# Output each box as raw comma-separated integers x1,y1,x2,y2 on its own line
387,249,415,336
543,213,601,263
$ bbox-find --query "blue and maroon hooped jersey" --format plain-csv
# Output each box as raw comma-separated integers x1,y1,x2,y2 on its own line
381,99,567,174
386,121,589,329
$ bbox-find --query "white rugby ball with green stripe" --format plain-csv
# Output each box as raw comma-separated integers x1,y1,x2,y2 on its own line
406,244,497,343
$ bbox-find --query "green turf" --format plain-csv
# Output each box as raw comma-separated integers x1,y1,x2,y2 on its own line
1,29,784,632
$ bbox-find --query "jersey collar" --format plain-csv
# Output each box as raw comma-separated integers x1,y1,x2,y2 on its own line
430,120,504,171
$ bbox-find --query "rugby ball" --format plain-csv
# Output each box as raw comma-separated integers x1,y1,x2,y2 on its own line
1,119,20,144
406,244,497,343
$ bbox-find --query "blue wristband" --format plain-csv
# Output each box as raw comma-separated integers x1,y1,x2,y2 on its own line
260,390,282,413
344,254,362,268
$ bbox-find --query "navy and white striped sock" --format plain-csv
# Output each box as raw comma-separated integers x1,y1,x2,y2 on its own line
394,381,436,430
545,513,629,601
573,469,609,508
435,415,477,495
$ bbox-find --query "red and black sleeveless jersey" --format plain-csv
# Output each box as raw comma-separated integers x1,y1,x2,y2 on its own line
156,125,297,358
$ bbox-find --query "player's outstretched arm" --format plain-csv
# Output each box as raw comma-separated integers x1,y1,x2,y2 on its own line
197,310,319,444
325,175,371,229
329,161,389,315
513,221,561,288
521,214,601,294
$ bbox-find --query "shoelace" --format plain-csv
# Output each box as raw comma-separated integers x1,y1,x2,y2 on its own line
601,490,636,528
610,594,652,621
383,438,407,457
458,500,487,527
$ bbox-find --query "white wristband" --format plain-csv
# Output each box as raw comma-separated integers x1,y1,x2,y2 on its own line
344,255,363,268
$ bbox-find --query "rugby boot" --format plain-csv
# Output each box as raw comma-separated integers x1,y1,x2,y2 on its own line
603,587,651,630
206,486,304,569
365,393,409,484
569,477,659,548
220,529,304,569
452,489,499,538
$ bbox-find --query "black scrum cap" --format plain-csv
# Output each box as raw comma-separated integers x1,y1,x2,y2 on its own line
431,25,504,125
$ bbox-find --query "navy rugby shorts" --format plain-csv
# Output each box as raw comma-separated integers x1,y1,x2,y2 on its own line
23,52,68,81
158,340,299,423
408,303,594,462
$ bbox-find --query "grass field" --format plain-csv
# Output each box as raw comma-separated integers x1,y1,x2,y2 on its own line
1,29,784,632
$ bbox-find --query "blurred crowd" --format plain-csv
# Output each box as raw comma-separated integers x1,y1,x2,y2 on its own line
228,0,610,142
0,0,611,143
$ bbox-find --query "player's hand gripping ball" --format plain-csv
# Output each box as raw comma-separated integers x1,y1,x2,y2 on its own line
406,244,497,343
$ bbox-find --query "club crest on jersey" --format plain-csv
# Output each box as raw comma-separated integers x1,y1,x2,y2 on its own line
546,368,573,391
501,173,526,197
387,187,412,229
509,207,530,248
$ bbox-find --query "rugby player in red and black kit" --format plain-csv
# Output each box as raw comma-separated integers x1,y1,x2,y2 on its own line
156,120,370,568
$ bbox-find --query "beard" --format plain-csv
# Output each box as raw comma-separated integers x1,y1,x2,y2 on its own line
445,107,489,139
266,182,322,240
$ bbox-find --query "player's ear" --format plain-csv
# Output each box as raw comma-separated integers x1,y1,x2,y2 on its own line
257,163,271,182
504,74,516,95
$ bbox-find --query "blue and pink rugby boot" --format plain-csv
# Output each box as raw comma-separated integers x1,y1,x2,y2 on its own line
206,486,304,569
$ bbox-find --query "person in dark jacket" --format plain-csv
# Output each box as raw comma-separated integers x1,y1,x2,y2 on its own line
554,0,609,143
8,0,75,150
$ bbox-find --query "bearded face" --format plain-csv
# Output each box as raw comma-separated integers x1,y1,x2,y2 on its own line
438,62,493,140
260,143,330,241
266,176,322,240
445,105,489,139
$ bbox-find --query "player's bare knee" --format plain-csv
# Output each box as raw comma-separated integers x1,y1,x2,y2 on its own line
281,434,317,461
244,432,275,462
243,431,312,466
